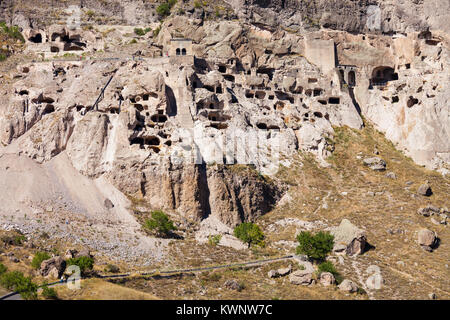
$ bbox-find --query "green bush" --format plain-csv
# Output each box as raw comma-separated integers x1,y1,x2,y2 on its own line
234,222,265,247
134,27,151,36
31,251,51,270
144,210,176,237
157,0,177,17
156,3,171,17
66,256,94,275
41,285,58,300
208,234,222,246
0,271,37,300
0,263,7,275
318,261,337,275
0,21,25,42
134,28,145,36
296,231,334,261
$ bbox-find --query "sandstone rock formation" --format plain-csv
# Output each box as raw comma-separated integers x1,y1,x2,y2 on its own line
0,0,449,270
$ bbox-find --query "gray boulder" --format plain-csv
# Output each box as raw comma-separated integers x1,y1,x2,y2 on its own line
330,219,367,256
338,279,358,292
417,183,432,196
223,279,243,291
417,205,440,217
363,157,386,171
418,229,437,251
40,256,66,278
319,272,335,286
289,270,313,285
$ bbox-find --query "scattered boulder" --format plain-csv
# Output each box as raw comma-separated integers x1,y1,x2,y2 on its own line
338,279,358,292
9,256,19,263
40,256,66,278
429,293,437,300
104,198,114,209
417,205,440,217
417,183,432,196
319,272,335,286
363,157,386,171
277,265,292,277
223,279,243,291
329,219,367,256
289,270,313,286
268,265,292,278
268,270,278,278
418,229,438,252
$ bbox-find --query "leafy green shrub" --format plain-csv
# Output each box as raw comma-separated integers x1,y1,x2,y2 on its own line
234,222,265,247
66,256,94,275
156,3,171,17
296,231,334,261
208,234,222,246
318,261,338,275
31,251,51,270
134,28,145,36
0,263,7,275
157,0,177,17
41,284,58,300
0,271,37,300
134,27,151,36
144,210,176,237
0,21,25,42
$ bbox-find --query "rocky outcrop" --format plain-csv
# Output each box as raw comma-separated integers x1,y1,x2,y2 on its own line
289,269,313,286
329,219,367,256
363,157,387,171
40,256,66,278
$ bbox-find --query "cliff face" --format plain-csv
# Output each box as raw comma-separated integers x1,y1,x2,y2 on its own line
2,0,449,34
231,0,449,34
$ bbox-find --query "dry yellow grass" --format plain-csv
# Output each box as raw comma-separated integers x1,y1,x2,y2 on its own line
54,278,160,300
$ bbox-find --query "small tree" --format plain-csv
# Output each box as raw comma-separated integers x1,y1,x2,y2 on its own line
0,271,37,300
31,251,51,269
234,222,265,247
296,231,334,261
66,256,94,276
144,210,176,237
156,3,171,17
